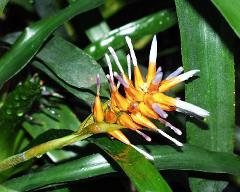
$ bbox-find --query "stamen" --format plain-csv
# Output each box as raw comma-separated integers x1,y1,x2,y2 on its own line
125,36,138,66
105,54,113,81
175,99,210,117
136,130,152,142
96,74,100,95
131,144,154,160
114,72,129,88
177,69,199,82
155,128,183,146
127,54,132,80
159,118,182,135
106,74,115,90
152,72,163,85
166,66,184,80
156,66,162,73
152,103,168,118
149,35,157,65
108,47,124,74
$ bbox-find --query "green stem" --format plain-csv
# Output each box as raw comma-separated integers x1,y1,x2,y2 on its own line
0,133,91,172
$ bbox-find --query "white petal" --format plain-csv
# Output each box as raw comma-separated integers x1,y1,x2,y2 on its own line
108,47,124,74
131,145,154,160
149,35,157,64
175,99,210,117
155,129,183,146
105,54,113,81
177,69,200,82
125,36,138,66
127,54,132,80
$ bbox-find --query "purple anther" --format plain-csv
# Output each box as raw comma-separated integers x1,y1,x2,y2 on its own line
166,66,184,80
136,130,152,142
159,117,182,135
113,72,129,88
156,66,162,73
152,72,163,85
96,74,100,95
152,103,168,119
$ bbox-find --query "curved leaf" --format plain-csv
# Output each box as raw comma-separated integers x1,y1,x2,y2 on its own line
211,0,240,38
35,36,109,96
0,0,103,86
3,144,240,191
93,138,172,192
85,9,177,60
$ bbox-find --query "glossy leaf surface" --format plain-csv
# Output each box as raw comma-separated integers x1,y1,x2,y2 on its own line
4,144,240,191
0,0,103,86
23,103,81,162
93,138,172,192
85,9,177,60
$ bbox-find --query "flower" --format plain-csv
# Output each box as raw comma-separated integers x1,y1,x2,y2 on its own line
93,35,209,159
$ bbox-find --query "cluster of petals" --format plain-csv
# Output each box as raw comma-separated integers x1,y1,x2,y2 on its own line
93,35,209,159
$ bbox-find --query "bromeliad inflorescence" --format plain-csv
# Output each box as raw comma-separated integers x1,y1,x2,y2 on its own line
93,36,209,158
0,36,210,172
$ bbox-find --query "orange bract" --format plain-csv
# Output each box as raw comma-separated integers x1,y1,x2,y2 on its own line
93,35,209,148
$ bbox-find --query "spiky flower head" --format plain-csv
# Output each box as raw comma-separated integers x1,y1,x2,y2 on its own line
93,35,209,159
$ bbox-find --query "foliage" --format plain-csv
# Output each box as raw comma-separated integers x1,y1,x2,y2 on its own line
0,0,239,191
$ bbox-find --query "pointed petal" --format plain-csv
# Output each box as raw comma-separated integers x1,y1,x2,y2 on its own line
177,69,199,82
131,145,154,160
127,54,132,80
93,95,104,122
159,69,199,92
131,112,157,130
105,54,113,81
155,128,183,146
175,99,210,117
108,47,124,74
125,36,138,66
146,35,157,84
149,35,157,65
109,130,131,145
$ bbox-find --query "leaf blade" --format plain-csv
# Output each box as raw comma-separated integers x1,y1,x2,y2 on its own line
175,0,235,191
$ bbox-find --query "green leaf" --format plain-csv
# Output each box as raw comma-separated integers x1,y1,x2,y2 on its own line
175,0,235,191
3,144,240,191
92,138,172,192
0,0,103,86
0,0,8,14
85,9,177,60
211,0,240,38
33,61,96,106
36,36,109,96
0,185,18,192
23,103,81,162
0,77,41,181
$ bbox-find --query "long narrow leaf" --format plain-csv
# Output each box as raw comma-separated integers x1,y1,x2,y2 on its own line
85,9,177,60
0,0,103,86
175,1,235,191
93,138,172,192
211,0,240,38
3,144,240,191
